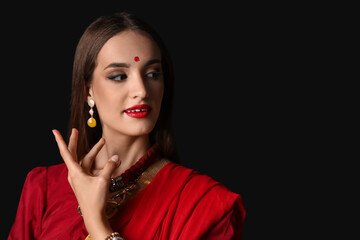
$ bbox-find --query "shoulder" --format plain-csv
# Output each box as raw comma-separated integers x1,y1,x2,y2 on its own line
163,162,243,211
159,162,246,236
164,162,236,191
24,163,67,187
20,163,71,208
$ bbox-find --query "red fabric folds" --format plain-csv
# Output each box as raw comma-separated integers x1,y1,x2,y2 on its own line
8,162,246,240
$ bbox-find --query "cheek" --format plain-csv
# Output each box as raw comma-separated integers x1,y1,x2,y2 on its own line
152,86,164,116
156,87,164,103
93,83,125,116
153,81,165,102
154,84,165,119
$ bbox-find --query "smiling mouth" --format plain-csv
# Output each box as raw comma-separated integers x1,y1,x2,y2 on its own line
124,104,152,118
124,108,150,113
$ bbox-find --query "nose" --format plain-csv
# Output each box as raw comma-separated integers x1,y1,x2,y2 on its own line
129,72,149,99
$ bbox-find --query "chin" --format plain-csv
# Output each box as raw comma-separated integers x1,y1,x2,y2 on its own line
120,123,155,137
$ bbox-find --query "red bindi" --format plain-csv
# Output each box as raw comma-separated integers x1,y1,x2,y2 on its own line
134,56,140,62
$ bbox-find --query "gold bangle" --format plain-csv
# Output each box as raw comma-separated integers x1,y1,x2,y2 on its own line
85,232,124,240
105,232,124,240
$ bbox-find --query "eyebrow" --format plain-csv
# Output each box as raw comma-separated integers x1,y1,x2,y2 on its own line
103,59,161,70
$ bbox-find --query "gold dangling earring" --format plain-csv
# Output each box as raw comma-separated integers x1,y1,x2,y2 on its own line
87,99,96,128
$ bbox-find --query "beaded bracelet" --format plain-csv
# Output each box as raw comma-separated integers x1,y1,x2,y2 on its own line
105,232,124,240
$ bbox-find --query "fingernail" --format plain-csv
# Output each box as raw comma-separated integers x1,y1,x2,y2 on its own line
111,155,119,162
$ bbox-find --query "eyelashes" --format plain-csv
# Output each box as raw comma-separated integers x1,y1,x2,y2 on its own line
107,71,162,82
146,71,162,80
108,73,127,81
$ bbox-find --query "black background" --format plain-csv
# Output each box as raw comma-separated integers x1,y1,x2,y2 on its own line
0,1,330,239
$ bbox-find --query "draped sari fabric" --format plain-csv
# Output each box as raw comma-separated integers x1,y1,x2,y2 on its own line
8,162,246,240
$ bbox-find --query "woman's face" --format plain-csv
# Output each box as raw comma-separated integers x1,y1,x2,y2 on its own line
89,30,164,137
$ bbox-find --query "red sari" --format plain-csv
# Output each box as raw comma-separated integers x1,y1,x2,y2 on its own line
8,162,246,239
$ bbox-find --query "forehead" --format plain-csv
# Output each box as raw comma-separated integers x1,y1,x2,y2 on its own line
97,30,161,64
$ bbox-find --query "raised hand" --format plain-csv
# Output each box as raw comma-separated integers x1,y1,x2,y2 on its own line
52,128,119,238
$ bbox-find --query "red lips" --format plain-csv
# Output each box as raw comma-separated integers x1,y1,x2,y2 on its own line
124,104,152,118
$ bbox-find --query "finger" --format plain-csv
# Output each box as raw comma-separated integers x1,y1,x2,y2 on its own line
99,155,120,181
81,137,105,171
52,129,78,169
68,128,78,161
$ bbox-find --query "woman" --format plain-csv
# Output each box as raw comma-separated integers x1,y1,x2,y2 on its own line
8,11,246,240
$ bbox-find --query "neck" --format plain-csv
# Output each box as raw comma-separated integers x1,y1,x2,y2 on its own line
93,128,151,177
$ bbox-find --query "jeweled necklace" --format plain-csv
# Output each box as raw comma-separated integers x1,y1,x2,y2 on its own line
105,144,160,218
109,144,159,192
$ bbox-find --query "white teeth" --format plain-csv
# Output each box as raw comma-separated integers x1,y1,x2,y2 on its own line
125,109,148,113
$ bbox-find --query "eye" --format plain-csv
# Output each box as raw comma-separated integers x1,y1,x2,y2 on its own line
145,71,162,80
108,74,127,81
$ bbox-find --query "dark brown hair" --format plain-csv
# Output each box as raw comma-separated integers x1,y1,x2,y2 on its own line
67,11,178,162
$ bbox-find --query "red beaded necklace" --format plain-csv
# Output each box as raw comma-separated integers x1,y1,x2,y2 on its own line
109,144,160,192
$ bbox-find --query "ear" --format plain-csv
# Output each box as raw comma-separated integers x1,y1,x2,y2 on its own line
87,85,95,104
